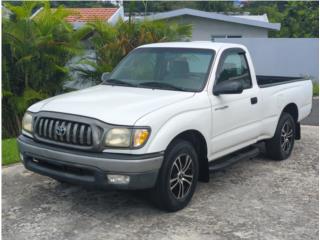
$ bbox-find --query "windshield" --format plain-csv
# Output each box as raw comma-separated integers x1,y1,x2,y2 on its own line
105,48,215,92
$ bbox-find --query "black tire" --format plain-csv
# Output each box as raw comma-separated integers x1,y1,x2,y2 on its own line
151,139,199,212
266,112,296,160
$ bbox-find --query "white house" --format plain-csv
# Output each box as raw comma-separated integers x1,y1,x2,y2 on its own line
141,8,281,40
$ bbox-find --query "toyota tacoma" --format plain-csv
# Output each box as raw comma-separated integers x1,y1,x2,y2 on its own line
18,42,313,211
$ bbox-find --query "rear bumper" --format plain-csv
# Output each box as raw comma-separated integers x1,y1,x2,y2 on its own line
17,135,164,189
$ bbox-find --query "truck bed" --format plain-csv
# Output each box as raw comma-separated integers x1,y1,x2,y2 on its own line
257,75,305,88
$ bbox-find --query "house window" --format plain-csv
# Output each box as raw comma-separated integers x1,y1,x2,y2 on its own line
211,35,242,41
211,35,226,40
227,35,242,38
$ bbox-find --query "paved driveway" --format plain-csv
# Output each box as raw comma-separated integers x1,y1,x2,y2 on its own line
2,126,318,240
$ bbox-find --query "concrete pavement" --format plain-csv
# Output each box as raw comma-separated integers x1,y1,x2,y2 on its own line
2,126,318,240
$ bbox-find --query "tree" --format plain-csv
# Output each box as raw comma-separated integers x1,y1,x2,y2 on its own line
197,1,236,12
74,19,192,84
122,1,318,38
279,1,318,37
2,1,85,137
239,1,319,37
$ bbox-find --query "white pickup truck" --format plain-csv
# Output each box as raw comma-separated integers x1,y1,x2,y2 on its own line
18,42,312,211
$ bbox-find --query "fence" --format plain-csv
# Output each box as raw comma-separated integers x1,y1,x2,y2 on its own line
215,38,319,82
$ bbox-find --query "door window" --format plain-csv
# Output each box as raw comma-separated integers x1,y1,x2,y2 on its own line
216,51,252,89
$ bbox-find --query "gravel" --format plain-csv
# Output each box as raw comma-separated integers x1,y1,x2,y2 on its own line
2,126,318,240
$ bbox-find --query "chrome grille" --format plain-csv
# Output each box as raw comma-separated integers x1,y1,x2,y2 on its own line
35,117,93,146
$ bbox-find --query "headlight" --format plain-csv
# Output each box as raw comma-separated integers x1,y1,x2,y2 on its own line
105,128,131,147
104,127,150,148
22,112,33,133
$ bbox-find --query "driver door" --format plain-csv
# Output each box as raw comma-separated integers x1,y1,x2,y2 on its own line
209,48,262,158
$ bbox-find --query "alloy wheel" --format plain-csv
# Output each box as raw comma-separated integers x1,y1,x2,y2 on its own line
169,153,194,199
281,120,294,153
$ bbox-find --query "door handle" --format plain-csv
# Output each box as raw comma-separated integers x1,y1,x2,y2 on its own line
251,97,258,105
215,105,229,111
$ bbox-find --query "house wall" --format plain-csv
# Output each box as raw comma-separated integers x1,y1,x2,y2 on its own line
168,15,269,40
215,38,319,81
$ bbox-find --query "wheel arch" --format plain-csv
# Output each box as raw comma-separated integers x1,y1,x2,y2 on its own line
281,103,300,139
167,130,209,182
282,103,299,122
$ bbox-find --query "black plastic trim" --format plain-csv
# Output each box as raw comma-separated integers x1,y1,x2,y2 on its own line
257,76,308,88
19,135,164,160
23,155,159,190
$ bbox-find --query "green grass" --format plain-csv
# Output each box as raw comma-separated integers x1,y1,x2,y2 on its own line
313,83,319,97
2,138,20,166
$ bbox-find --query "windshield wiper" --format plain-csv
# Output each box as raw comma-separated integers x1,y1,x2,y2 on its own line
104,79,137,87
139,81,185,91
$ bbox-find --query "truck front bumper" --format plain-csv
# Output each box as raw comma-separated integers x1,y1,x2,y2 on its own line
17,135,163,190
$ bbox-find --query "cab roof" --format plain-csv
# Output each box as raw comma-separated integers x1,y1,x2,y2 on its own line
138,41,245,51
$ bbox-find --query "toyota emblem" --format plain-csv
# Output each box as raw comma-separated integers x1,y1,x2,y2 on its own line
55,125,66,136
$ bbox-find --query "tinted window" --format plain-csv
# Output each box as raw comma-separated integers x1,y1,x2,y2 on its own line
112,51,157,81
109,48,215,92
216,51,252,89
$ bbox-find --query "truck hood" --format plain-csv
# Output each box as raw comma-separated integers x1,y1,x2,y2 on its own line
30,85,195,125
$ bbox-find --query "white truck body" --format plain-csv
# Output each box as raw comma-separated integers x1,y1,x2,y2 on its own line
19,42,312,210
27,42,312,159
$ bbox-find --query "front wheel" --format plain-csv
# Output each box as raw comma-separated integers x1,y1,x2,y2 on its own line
266,112,296,160
152,139,199,212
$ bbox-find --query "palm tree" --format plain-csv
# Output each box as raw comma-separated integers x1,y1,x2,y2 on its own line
74,19,192,84
2,1,84,137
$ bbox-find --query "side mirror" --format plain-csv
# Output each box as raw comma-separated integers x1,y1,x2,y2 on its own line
213,80,243,96
101,72,110,82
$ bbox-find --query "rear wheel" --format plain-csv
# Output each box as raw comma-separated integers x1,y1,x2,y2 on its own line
266,112,296,160
152,139,199,212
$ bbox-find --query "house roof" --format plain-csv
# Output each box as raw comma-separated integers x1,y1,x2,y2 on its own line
234,13,269,22
144,8,280,31
64,8,118,22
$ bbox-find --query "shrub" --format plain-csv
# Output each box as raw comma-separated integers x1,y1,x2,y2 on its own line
2,1,85,138
74,19,192,84
313,83,319,96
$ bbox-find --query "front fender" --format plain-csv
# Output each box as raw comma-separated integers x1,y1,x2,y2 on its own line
145,107,212,153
